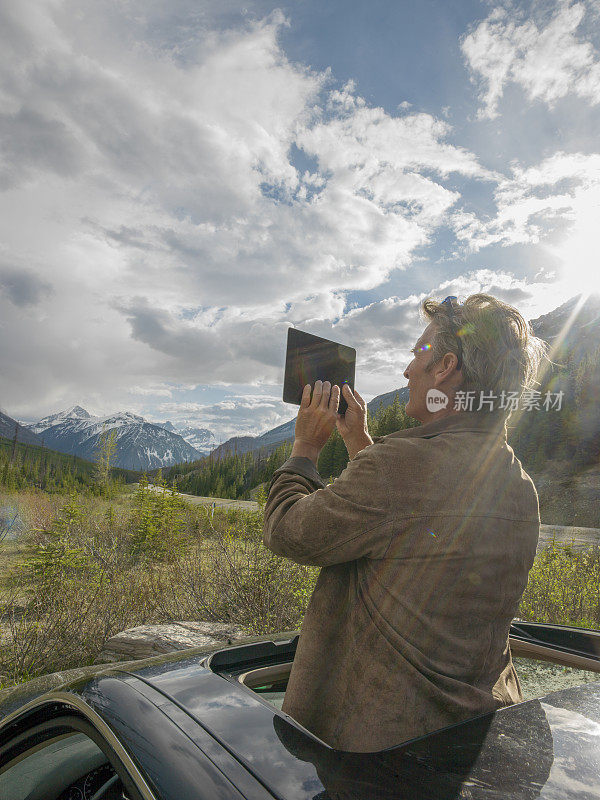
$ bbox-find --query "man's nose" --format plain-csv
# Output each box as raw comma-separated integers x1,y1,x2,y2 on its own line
403,362,411,380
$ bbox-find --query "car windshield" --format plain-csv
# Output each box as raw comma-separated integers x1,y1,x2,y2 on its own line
0,733,105,800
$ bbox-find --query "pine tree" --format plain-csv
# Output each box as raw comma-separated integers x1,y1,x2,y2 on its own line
95,428,117,498
332,430,349,475
317,433,336,480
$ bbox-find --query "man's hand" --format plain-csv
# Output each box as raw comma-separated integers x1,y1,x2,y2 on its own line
336,384,373,460
292,380,340,464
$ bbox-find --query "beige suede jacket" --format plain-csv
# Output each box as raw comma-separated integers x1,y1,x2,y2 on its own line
263,411,540,752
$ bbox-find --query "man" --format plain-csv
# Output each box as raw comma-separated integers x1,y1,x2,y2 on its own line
263,293,547,752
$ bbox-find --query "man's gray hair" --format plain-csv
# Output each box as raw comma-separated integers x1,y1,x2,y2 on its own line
422,293,548,415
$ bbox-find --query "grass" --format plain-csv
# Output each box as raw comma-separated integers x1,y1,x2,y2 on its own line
1,485,599,690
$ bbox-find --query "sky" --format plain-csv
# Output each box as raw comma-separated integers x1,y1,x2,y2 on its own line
1,0,599,441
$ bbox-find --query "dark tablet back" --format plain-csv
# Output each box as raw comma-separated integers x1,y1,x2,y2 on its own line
283,328,356,415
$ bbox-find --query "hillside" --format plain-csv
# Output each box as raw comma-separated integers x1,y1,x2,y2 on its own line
208,418,296,461
530,293,600,364
508,294,600,472
368,386,410,412
0,410,43,447
529,461,600,528
0,434,139,492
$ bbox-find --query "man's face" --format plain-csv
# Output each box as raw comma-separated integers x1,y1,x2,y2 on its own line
403,322,440,422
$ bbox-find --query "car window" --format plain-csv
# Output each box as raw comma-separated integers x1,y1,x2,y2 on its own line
0,731,105,800
514,656,600,701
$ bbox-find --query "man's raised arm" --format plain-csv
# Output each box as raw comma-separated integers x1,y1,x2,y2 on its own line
262,381,390,566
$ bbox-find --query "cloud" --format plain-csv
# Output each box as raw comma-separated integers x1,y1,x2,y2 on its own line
0,108,85,190
0,0,492,424
154,394,293,440
119,297,294,385
462,2,600,119
128,384,174,398
0,266,53,306
334,271,543,344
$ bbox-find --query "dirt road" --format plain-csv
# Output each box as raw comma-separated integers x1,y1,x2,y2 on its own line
147,484,259,511
538,524,600,551
148,485,600,547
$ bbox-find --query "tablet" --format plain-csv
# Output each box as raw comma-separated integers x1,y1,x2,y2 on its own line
283,328,356,415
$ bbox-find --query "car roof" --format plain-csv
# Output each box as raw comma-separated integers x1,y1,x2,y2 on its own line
1,620,595,722
126,639,600,800
4,625,600,798
0,629,300,722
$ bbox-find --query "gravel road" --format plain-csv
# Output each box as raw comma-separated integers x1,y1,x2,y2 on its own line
148,484,259,511
148,485,600,545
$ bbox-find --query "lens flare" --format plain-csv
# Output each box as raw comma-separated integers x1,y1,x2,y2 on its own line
457,323,475,337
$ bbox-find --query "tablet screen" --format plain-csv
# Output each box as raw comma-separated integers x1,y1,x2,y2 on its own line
283,328,356,415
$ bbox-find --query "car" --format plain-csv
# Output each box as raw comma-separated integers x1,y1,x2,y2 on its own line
1,620,600,800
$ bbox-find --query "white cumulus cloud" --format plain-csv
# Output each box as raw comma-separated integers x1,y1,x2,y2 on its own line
462,1,600,119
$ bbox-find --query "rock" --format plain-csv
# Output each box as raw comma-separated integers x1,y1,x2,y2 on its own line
95,621,247,664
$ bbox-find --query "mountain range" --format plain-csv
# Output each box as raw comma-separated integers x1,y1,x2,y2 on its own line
6,387,410,472
24,407,203,471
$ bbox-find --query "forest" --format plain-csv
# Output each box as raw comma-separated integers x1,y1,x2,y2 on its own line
0,433,138,494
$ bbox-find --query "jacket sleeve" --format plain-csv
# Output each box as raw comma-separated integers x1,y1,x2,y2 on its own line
263,448,391,566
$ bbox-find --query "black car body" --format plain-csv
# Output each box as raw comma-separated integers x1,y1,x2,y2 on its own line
2,620,600,800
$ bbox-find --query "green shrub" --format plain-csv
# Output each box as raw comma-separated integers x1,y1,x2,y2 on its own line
152,505,319,635
519,539,600,628
128,476,189,563
18,494,97,592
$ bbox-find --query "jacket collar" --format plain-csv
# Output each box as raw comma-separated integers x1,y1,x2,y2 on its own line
386,411,508,441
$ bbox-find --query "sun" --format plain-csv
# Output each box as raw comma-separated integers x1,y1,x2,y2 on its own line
552,182,600,296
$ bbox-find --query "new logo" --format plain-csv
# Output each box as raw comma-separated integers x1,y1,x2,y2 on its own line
426,389,449,412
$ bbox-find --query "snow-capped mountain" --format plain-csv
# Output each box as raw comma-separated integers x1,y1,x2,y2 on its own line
157,421,216,455
26,407,202,471
28,405,92,434
177,426,216,455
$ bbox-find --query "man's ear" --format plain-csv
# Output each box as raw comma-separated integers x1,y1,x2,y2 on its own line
433,352,459,386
